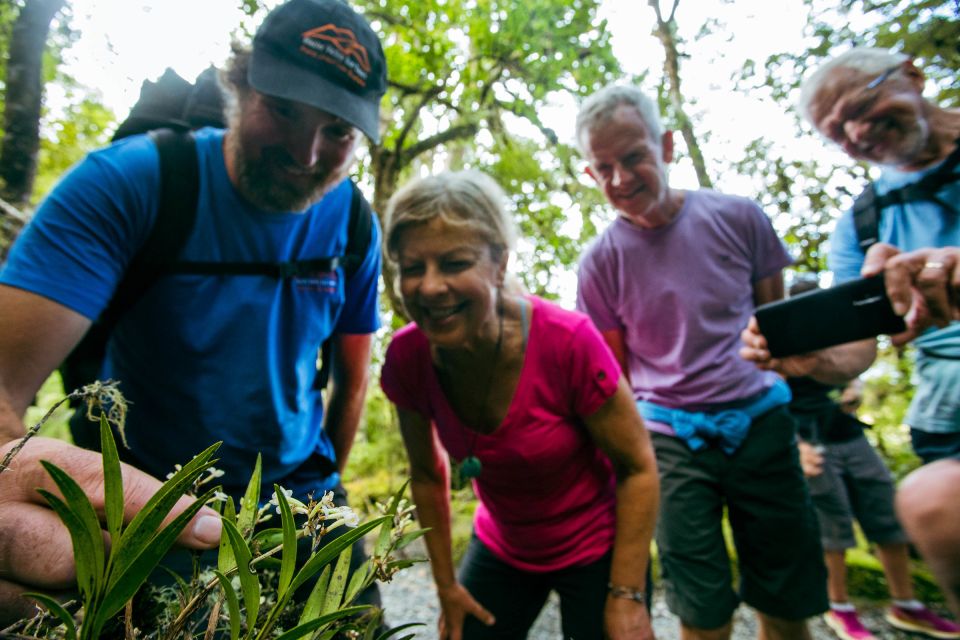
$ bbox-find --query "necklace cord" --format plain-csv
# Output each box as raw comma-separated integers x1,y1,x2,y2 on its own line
458,287,504,463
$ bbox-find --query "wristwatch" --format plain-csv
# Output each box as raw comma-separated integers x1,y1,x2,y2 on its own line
608,582,645,603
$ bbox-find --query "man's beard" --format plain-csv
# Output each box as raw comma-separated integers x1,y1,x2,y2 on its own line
225,134,348,212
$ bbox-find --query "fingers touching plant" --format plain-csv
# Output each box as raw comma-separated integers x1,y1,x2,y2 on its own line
13,390,425,639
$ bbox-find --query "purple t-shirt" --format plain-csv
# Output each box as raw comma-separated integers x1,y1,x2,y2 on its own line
577,189,791,422
381,295,620,572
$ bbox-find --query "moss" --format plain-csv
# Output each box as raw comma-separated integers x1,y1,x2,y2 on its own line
846,547,944,604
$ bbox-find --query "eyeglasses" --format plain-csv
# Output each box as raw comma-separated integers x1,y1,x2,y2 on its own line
864,64,901,91
823,64,903,145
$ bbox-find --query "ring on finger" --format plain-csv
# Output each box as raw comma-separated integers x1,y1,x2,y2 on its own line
923,261,946,270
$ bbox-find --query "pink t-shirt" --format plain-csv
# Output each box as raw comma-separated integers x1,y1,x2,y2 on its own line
381,295,620,572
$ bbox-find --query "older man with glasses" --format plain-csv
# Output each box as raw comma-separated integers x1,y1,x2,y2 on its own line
741,47,960,639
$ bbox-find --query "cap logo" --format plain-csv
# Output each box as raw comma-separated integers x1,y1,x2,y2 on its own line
300,24,371,87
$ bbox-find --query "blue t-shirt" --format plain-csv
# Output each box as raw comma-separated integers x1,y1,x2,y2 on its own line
828,158,960,433
0,128,382,496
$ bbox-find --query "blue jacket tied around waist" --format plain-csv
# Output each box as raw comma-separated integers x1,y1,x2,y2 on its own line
637,378,792,454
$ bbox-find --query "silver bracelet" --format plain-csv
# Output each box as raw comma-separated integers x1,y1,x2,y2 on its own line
608,582,645,603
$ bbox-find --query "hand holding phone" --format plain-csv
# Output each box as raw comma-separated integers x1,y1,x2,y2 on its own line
754,275,906,358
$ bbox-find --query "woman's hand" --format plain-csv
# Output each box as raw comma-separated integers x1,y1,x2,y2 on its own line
436,581,495,640
605,595,655,640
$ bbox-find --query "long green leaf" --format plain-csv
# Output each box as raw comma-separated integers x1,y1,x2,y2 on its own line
343,559,370,607
215,570,242,640
24,592,78,640
375,623,426,640
272,606,369,640
321,545,352,615
375,482,410,557
108,441,220,584
237,454,262,537
393,528,428,551
219,495,238,574
222,518,260,635
99,415,124,546
96,487,217,624
251,527,283,548
289,517,388,593
34,489,95,600
274,483,298,599
37,464,105,596
298,564,331,624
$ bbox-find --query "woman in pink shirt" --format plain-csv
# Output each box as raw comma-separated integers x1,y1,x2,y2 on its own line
380,170,659,640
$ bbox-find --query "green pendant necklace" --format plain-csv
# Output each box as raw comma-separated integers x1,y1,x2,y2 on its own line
455,293,504,483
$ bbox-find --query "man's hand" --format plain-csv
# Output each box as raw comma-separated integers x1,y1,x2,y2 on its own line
797,440,825,477
605,596,655,640
739,316,820,378
862,243,959,343
740,317,876,385
436,581,495,640
0,437,222,624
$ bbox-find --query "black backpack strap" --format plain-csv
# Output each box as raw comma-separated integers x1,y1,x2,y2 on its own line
63,128,199,429
852,183,880,252
315,181,374,390
851,138,960,254
164,257,342,276
342,180,374,277
99,129,200,326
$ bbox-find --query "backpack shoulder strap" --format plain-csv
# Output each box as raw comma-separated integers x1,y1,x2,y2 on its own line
852,182,880,252
342,180,374,278
314,181,375,391
850,138,960,255
99,129,200,327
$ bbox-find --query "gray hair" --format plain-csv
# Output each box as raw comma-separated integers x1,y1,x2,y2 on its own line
576,84,664,151
798,47,910,126
385,170,517,263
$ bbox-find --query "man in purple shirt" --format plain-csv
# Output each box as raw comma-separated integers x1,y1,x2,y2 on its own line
575,84,827,640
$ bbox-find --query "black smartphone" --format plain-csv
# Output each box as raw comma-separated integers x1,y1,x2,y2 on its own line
755,274,907,358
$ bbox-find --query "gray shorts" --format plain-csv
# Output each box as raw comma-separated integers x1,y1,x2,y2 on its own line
653,407,827,630
806,434,907,551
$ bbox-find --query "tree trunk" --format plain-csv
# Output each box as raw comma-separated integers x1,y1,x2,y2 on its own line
0,196,30,262
0,0,66,206
649,0,713,189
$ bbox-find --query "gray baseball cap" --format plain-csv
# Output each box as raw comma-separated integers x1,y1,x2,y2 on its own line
249,0,387,143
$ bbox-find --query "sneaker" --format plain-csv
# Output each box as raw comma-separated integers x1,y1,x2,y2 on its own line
885,605,960,639
824,609,877,640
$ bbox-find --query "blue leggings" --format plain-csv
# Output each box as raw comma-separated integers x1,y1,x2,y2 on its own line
458,535,635,639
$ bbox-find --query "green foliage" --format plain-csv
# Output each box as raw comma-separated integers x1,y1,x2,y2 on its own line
356,0,625,300
859,343,922,480
806,0,958,106
25,416,219,639
344,385,409,510
12,391,424,638
846,546,943,604
34,96,115,202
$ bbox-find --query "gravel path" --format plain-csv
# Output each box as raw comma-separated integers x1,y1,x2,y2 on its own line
379,560,922,639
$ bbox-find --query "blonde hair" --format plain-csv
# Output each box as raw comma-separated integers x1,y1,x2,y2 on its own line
798,47,910,125
385,170,517,263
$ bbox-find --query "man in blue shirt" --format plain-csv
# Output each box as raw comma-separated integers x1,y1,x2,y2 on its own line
0,0,386,607
745,47,960,463
741,47,960,639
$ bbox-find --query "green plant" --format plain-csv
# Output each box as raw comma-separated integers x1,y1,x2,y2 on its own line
24,415,220,639
8,388,427,639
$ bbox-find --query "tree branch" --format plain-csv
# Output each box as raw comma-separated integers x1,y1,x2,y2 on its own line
403,123,480,162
